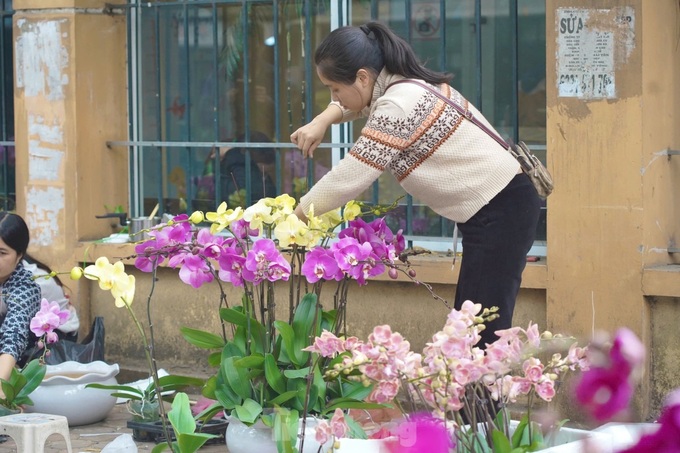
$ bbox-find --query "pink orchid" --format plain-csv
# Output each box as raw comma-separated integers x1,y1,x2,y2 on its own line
30,299,69,337
303,330,345,357
330,408,349,438
314,420,332,445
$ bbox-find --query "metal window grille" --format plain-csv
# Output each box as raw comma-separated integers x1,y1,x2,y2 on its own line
111,0,546,251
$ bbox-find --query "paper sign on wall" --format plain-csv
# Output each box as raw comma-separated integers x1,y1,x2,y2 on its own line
557,7,635,99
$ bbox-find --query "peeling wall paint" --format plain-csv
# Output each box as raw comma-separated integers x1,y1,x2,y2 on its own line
25,186,65,247
14,19,69,101
28,115,64,181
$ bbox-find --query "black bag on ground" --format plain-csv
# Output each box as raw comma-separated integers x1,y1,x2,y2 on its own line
40,317,106,365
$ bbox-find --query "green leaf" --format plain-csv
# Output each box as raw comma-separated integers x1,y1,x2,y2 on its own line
274,409,299,453
177,433,218,453
222,357,251,400
16,360,45,399
273,321,300,367
220,307,266,353
151,443,170,453
292,293,318,363
345,414,368,440
341,381,372,401
207,351,222,367
180,327,226,349
234,354,265,369
282,367,311,379
264,353,287,394
233,398,263,424
322,400,388,414
168,392,196,435
491,429,512,453
86,383,143,398
268,390,300,406
511,414,529,448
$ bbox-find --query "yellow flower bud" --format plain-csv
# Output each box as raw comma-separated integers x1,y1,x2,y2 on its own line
189,211,204,224
542,331,553,339
334,440,341,449
70,267,84,280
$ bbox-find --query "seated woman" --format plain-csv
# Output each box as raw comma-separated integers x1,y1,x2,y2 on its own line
22,255,79,341
0,212,41,385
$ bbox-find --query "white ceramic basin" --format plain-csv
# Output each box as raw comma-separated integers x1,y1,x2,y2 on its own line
25,360,119,426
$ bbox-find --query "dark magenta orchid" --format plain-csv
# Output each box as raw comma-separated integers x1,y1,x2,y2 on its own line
301,247,342,282
618,389,680,453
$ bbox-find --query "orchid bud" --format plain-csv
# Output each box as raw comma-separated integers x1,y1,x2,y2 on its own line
388,268,399,279
189,211,204,224
407,269,417,278
542,331,553,339
70,267,84,280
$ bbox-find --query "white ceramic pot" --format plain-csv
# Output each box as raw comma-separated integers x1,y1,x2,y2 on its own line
225,417,332,453
25,361,119,426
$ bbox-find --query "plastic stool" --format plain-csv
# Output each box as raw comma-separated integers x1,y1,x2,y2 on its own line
0,413,72,453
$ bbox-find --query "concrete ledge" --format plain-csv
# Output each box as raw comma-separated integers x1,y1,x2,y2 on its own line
642,264,680,297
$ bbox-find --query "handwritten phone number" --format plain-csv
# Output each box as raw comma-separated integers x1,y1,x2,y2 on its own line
558,72,614,98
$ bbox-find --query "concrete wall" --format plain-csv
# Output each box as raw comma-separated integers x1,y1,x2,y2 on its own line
11,0,680,421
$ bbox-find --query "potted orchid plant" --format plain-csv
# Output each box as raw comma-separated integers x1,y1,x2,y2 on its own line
68,193,420,453
303,300,592,453
0,299,70,415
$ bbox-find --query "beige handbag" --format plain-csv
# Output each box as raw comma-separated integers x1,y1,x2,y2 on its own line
387,79,554,199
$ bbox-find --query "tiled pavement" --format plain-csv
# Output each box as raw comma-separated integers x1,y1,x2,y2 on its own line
0,401,228,453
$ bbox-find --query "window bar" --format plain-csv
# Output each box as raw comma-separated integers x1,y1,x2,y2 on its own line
154,4,164,217
369,0,385,210
273,0,282,195
0,7,8,210
304,0,314,193
127,2,140,217
439,0,447,242
242,0,253,206
212,1,223,207
370,0,378,20
510,0,519,143
474,0,482,108
439,0,446,72
183,1,196,213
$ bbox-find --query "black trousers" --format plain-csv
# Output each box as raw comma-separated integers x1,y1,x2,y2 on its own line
454,173,541,348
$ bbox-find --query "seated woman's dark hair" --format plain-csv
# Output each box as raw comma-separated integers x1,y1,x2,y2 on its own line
314,21,451,85
0,212,30,257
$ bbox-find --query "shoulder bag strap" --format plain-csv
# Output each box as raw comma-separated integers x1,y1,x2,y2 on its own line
385,79,510,149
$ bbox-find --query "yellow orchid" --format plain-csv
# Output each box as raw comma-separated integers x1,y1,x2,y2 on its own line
319,208,343,232
111,274,136,308
205,202,243,234
83,257,136,307
272,194,296,214
189,210,204,224
243,198,274,231
343,200,361,221
274,214,312,248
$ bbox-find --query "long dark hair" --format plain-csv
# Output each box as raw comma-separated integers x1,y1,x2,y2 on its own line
0,212,30,258
315,21,452,85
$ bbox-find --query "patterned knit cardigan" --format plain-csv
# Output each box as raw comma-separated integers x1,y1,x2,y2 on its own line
299,69,520,223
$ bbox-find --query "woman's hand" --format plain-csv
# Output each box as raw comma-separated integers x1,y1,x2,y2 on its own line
290,104,343,158
291,120,326,158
